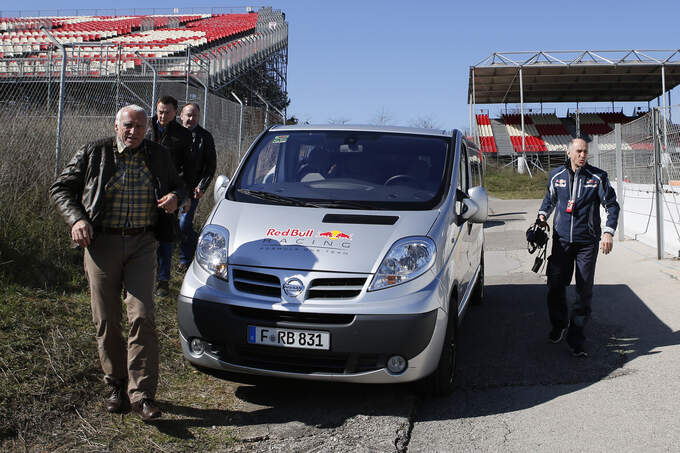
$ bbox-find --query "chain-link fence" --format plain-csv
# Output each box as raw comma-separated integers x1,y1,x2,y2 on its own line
0,41,284,285
594,108,680,258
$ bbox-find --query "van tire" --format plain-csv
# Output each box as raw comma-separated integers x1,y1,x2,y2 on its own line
416,306,457,397
471,251,484,305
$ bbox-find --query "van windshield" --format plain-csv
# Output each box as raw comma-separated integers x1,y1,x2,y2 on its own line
230,130,450,210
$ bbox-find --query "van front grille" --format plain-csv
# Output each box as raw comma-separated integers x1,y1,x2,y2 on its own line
230,306,354,325
221,345,383,374
307,277,366,299
232,269,281,298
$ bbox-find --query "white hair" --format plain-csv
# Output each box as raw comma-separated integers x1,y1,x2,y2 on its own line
115,104,147,125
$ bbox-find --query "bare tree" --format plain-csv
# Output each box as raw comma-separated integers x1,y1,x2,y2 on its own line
371,106,395,125
409,115,441,129
328,117,351,124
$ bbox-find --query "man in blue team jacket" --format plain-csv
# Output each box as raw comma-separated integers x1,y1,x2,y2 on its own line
538,138,620,357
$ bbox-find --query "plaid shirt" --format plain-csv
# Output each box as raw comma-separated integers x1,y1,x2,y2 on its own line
101,140,157,228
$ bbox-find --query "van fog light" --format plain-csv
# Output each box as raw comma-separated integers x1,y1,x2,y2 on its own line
387,355,407,374
189,338,207,357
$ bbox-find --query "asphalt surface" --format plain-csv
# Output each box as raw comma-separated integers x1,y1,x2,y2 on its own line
226,197,680,452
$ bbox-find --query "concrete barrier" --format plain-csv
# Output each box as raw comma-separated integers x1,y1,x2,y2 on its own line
612,182,680,257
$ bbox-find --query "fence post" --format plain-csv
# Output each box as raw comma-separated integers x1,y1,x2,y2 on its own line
115,45,121,109
134,51,157,117
46,47,52,113
231,91,244,159
591,135,599,167
40,26,66,178
652,108,665,259
615,123,624,241
185,45,191,104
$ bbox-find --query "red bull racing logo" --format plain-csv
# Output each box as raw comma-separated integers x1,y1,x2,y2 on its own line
261,227,353,255
318,230,352,240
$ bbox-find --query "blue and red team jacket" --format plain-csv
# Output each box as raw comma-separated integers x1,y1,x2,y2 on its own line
539,163,620,244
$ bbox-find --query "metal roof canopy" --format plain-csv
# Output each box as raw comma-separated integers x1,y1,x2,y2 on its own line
469,50,680,104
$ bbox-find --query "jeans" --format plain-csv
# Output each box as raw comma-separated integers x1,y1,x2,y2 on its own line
156,241,173,282
546,239,599,347
179,197,199,266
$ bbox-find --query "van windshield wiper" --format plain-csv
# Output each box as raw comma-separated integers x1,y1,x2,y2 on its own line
237,189,319,207
308,200,380,210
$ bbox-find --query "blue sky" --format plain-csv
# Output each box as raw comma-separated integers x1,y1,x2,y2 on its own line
5,0,680,131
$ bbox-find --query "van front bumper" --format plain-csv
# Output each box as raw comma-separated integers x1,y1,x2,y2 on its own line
177,295,447,383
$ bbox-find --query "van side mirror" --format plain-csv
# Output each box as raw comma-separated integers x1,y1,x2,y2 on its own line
213,175,230,204
462,186,488,223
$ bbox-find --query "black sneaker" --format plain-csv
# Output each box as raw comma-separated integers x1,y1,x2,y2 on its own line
570,344,589,358
548,325,568,344
155,280,169,297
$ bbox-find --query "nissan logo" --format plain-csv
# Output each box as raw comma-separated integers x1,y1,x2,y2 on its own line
283,278,304,297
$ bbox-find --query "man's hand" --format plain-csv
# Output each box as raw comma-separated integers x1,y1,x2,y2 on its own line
158,193,179,213
71,219,93,247
194,187,204,200
537,214,548,227
601,232,614,255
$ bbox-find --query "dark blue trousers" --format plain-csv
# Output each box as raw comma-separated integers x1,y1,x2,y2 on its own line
546,239,599,347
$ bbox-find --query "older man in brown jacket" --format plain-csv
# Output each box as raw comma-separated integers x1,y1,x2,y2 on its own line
50,104,185,421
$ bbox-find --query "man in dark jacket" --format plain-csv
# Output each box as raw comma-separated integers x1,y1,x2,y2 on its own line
146,95,193,297
178,102,217,269
50,104,186,420
538,137,620,357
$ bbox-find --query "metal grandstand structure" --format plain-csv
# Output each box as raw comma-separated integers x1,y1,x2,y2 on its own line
468,50,680,259
0,6,288,178
469,50,680,152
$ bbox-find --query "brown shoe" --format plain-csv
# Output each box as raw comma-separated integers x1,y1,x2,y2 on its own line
105,385,128,413
131,398,162,421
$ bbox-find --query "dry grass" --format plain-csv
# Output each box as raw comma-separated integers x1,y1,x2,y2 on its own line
0,280,243,452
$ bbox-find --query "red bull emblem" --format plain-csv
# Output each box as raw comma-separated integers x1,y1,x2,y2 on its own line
318,230,352,240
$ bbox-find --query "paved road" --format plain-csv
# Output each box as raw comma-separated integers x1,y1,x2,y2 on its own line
229,197,680,452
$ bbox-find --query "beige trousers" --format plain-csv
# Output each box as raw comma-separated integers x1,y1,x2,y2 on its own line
84,231,159,403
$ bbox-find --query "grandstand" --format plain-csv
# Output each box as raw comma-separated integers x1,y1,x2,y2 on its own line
0,7,288,97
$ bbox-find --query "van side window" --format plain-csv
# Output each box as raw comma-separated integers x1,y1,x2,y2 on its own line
469,147,482,188
250,139,281,185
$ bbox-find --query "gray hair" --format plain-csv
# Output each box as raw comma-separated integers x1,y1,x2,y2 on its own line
182,102,201,113
115,104,147,125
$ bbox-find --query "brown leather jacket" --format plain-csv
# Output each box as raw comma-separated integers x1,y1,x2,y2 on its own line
49,137,186,241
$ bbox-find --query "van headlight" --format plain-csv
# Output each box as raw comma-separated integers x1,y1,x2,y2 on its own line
196,225,229,280
368,237,436,291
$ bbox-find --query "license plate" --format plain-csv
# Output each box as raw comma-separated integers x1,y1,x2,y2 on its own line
247,325,330,350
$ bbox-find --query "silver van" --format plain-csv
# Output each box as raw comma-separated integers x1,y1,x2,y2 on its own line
177,124,487,395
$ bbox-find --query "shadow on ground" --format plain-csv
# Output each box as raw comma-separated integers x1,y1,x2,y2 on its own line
151,378,413,439
419,282,680,420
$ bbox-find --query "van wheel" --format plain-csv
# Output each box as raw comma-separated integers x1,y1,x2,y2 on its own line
416,309,457,397
471,251,484,305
